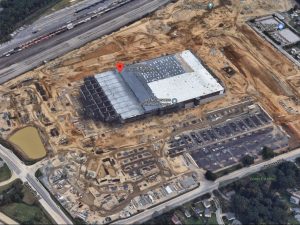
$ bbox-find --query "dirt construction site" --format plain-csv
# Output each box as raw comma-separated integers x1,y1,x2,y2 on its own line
1,0,300,223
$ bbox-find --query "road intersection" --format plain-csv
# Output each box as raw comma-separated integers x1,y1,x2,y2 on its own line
1,144,300,224
114,147,300,224
0,145,73,225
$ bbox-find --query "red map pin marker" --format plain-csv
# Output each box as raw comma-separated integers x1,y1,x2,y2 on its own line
116,62,124,73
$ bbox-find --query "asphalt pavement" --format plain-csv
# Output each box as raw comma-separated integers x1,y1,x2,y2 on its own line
0,0,115,54
1,140,300,225
114,147,300,224
0,0,171,84
0,145,73,225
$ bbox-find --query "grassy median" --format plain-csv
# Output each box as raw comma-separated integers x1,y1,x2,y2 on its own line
0,163,11,182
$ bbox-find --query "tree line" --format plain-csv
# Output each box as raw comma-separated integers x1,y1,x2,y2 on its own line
0,0,59,43
229,161,300,225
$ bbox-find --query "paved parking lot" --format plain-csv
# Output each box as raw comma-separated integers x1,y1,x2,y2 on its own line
191,127,289,171
168,104,289,172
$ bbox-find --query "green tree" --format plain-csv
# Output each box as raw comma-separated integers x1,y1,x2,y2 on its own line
74,217,86,225
228,162,297,225
205,170,217,181
241,155,254,166
0,0,59,43
261,146,275,159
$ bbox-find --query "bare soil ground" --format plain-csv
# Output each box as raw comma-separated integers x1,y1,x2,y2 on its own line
2,0,300,221
1,0,300,151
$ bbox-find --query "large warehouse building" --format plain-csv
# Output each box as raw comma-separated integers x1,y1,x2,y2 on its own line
80,50,225,123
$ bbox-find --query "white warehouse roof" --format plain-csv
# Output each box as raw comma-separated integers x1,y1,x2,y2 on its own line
88,50,224,122
147,50,224,103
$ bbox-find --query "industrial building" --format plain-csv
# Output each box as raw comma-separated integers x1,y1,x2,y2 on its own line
79,50,225,123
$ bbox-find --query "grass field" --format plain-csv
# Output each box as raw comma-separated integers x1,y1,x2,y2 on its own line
0,203,51,225
22,186,37,205
214,164,243,178
184,214,218,225
176,208,218,225
0,179,52,224
0,179,16,192
9,126,46,160
0,163,11,182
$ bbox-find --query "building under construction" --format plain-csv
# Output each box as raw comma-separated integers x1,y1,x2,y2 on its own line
79,50,225,123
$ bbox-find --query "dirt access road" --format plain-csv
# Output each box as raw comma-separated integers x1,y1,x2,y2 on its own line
1,0,300,150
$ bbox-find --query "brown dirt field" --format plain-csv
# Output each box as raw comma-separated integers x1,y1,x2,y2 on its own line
288,121,300,138
82,192,95,206
2,1,300,220
22,187,36,205
285,122,300,148
1,0,300,153
98,165,106,178
107,167,116,177
81,42,122,61
223,44,287,96
87,159,98,172
237,25,295,71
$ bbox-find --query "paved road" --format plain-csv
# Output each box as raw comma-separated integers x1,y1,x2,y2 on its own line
0,0,116,53
1,145,300,225
213,197,224,225
0,212,19,225
0,172,17,187
0,145,73,225
0,0,140,69
114,148,300,224
0,0,171,84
